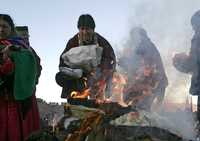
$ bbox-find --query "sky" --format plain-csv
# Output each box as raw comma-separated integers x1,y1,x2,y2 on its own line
2,0,200,104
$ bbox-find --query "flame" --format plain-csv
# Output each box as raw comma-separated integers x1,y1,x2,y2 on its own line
110,72,127,106
123,59,159,106
71,88,90,99
112,72,126,94
70,76,91,99
95,79,106,99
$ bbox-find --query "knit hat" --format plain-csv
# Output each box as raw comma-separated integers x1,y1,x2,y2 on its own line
77,14,95,29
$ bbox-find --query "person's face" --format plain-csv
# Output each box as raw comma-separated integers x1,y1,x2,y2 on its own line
78,26,94,44
0,19,12,39
79,26,94,34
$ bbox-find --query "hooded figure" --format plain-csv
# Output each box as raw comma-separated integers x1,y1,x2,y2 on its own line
56,14,116,102
121,27,168,111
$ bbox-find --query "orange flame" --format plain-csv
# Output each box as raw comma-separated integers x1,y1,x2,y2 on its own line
70,77,90,99
71,88,90,99
112,72,126,93
110,72,127,106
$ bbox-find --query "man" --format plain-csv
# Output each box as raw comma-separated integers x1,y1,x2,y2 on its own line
121,27,168,111
56,14,116,103
173,10,200,122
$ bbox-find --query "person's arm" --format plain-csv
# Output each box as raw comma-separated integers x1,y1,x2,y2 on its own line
59,40,73,68
173,39,198,74
56,35,83,87
187,37,200,72
98,35,116,80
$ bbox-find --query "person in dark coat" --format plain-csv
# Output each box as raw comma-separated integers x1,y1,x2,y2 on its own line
121,27,168,111
56,14,116,102
173,10,200,121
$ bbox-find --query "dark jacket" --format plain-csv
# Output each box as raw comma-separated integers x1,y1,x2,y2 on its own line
135,38,168,88
120,38,168,90
173,31,200,95
56,33,116,98
187,32,200,95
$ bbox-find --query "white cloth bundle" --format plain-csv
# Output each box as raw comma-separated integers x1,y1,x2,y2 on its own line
62,45,103,72
59,67,83,78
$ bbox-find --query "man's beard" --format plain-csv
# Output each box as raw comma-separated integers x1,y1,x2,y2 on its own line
79,32,96,45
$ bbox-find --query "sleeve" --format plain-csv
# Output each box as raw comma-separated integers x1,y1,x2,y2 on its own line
173,37,199,74
98,37,116,80
56,38,77,87
59,40,73,68
187,37,199,72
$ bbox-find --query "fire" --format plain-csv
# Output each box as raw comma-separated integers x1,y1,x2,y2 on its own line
71,88,90,99
112,72,127,93
69,71,107,99
110,72,127,106
95,79,106,100
70,77,91,99
122,58,159,107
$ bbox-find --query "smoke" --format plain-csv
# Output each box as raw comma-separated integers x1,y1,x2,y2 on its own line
120,0,200,103
114,0,200,139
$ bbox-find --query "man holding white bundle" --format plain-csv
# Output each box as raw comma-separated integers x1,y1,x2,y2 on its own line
56,14,116,102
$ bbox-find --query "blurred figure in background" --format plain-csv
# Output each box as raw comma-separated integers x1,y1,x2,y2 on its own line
173,10,200,123
121,27,168,111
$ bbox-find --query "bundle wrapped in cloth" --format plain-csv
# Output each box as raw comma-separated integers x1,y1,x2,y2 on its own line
59,67,83,79
62,45,103,72
172,53,192,73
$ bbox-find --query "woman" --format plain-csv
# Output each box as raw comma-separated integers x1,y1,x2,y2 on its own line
0,14,40,141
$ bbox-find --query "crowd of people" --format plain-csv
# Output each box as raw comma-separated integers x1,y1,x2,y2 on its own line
0,10,200,140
